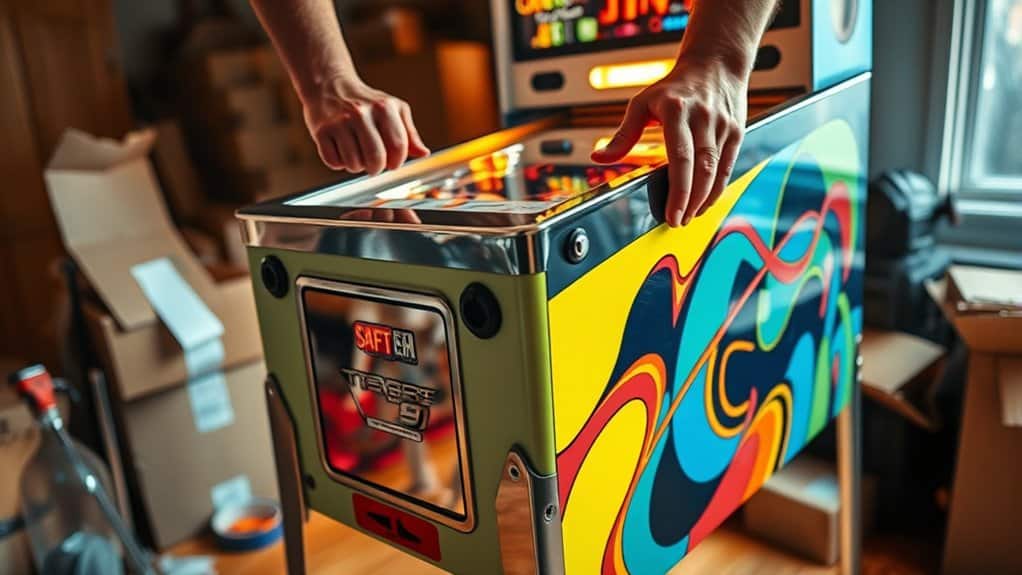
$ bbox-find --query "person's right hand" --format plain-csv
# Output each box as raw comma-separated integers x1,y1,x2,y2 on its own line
302,75,430,175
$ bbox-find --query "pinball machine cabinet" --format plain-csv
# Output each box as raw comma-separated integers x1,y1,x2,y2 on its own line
240,1,872,573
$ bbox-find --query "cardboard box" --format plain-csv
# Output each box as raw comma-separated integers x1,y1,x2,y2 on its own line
45,129,263,400
226,161,339,203
82,275,262,402
934,267,1022,353
153,121,205,223
118,361,278,549
931,267,1022,575
195,203,249,269
860,328,946,430
45,129,218,332
742,455,876,565
216,124,302,171
359,41,499,149
201,47,276,90
205,84,282,130
179,227,221,266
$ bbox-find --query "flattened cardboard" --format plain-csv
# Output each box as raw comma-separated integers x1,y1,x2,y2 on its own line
83,276,262,401
860,328,945,430
948,266,1022,311
120,361,277,549
45,129,216,331
929,274,1022,354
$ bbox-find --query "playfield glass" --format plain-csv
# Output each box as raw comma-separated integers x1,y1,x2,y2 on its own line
286,128,670,218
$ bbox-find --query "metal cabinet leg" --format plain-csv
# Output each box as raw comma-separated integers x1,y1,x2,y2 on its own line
267,376,308,575
837,382,861,575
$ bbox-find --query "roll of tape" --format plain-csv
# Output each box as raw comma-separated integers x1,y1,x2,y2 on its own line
210,498,283,552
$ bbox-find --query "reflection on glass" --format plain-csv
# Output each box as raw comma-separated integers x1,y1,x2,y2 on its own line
287,128,666,217
302,287,466,520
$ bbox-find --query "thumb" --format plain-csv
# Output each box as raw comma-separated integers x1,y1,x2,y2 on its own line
591,100,648,164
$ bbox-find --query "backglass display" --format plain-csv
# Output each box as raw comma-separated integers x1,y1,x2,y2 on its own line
511,0,801,62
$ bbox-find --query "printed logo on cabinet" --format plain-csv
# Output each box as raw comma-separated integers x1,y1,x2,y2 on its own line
341,368,437,442
353,321,418,365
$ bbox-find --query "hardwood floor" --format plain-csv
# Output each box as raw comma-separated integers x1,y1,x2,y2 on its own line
168,511,939,574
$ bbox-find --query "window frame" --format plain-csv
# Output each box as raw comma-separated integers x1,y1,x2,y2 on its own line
937,0,1022,259
943,0,1022,202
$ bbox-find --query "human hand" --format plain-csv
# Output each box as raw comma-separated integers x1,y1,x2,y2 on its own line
303,76,430,175
591,58,748,227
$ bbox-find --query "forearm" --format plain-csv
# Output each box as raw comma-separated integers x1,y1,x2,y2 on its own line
678,0,780,78
249,0,358,101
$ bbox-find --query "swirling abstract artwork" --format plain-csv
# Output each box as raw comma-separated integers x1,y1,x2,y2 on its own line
548,119,864,574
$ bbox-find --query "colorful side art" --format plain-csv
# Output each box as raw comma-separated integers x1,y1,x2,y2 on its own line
548,119,864,575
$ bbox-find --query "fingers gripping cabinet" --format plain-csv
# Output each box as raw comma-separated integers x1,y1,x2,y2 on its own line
240,71,871,574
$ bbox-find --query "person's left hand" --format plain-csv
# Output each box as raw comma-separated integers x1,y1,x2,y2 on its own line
591,57,748,227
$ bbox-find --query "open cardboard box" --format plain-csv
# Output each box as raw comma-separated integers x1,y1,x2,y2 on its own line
928,267,1022,575
45,129,262,401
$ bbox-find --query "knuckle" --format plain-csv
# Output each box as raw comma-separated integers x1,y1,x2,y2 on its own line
689,101,712,121
663,95,685,113
352,102,372,117
715,115,730,134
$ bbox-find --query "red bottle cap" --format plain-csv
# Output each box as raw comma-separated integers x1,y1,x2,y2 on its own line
9,364,57,415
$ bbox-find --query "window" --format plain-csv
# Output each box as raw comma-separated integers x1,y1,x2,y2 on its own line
937,0,1022,260
946,0,1022,201
966,0,1022,192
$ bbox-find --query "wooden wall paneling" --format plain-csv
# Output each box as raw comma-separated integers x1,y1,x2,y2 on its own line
0,0,52,238
11,0,132,160
10,231,67,370
0,238,23,360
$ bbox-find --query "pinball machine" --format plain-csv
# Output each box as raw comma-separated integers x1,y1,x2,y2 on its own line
238,1,872,573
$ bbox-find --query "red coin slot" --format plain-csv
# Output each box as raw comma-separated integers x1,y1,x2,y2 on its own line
352,493,441,561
